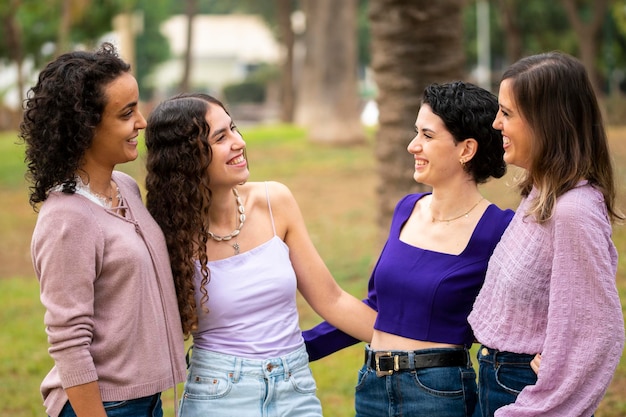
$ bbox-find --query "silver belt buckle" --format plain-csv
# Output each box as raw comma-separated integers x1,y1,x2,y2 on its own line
374,351,398,377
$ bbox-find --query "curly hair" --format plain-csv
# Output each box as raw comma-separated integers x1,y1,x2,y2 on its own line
19,42,130,210
145,93,229,337
422,81,506,184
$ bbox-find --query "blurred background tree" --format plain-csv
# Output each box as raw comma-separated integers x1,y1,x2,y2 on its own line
295,0,366,144
368,0,465,235
1,0,626,232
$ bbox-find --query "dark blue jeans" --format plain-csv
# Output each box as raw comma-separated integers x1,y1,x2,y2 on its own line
355,347,478,417
475,346,537,417
476,346,595,417
57,393,162,417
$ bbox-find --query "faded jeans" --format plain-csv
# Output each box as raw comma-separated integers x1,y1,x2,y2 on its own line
179,344,322,417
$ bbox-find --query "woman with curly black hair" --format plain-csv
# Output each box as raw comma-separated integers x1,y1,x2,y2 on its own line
20,43,186,417
144,93,376,416
304,81,514,417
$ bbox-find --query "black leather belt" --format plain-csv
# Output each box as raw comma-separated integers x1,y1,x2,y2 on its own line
365,349,468,377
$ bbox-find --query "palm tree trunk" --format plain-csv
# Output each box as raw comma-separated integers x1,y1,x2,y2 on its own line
180,0,197,93
276,0,295,123
296,0,366,144
369,0,465,238
560,0,609,96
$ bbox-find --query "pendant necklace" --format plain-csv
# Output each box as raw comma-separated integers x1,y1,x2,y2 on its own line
208,188,245,254
76,175,119,209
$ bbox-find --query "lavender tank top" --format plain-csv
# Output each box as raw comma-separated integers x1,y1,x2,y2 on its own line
192,183,303,358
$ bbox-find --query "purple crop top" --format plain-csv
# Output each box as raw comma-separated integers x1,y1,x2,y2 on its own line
304,193,514,360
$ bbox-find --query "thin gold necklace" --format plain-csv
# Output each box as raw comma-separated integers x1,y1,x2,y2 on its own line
431,197,484,223
208,188,245,254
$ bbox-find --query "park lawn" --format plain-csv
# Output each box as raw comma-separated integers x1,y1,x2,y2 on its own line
1,125,625,416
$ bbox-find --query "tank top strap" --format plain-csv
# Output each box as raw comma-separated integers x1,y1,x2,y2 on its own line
264,182,277,236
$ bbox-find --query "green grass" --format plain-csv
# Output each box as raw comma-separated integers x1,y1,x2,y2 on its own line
1,125,626,416
0,134,29,189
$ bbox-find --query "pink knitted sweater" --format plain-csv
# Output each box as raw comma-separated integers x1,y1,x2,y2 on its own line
32,171,186,417
469,182,624,416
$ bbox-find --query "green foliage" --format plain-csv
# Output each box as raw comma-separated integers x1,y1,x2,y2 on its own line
222,63,280,104
71,0,131,46
0,133,27,189
0,1,56,66
134,1,172,100
0,0,129,67
0,277,53,416
462,1,626,92
170,0,255,15
223,81,266,104
357,0,371,67
463,0,575,69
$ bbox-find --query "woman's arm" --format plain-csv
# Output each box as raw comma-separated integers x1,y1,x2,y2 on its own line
270,182,376,344
33,198,104,400
65,382,107,417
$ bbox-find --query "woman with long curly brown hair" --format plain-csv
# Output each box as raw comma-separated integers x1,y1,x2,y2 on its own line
20,43,186,417
144,93,376,416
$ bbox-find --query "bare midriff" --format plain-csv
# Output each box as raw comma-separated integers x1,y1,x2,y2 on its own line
370,329,463,351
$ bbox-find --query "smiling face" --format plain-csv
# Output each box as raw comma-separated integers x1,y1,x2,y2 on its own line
407,104,466,187
492,78,534,170
82,72,146,171
205,103,249,187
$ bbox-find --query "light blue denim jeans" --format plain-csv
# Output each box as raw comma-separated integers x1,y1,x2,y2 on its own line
57,393,162,417
179,345,322,417
355,345,478,417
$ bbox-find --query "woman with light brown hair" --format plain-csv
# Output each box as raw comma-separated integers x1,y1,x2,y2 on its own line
469,51,625,416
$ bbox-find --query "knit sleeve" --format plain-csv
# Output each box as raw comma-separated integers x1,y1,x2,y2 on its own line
497,189,625,416
33,195,103,388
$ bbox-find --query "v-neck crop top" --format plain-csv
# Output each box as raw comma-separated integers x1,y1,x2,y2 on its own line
191,184,303,358
304,193,514,360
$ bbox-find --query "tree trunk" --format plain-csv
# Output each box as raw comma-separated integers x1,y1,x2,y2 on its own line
56,0,91,56
560,0,609,96
494,0,524,66
180,0,197,93
276,0,295,123
369,0,465,238
57,0,72,55
296,0,366,144
1,0,24,105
